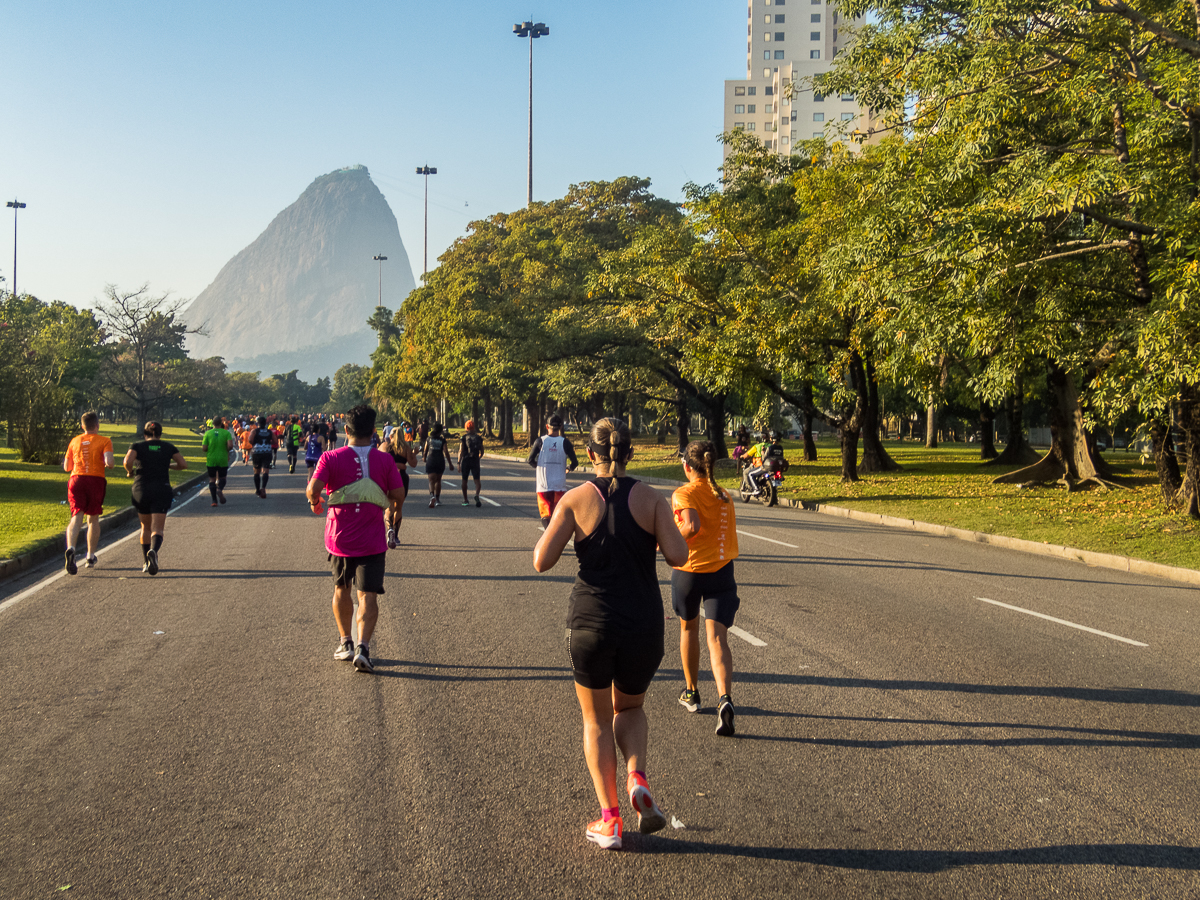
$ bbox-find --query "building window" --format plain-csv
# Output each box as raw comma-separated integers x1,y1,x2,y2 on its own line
775,14,785,22
748,86,756,95
747,104,757,113
764,32,772,40
814,91,825,101
833,29,838,40
811,31,821,40
764,14,772,22
735,86,746,95
841,92,855,100
748,122,756,130
765,85,774,94
813,112,824,121
775,50,785,58
782,136,790,145
775,31,785,40
813,131,824,139
791,128,797,138
734,104,745,113
764,50,771,59
841,112,854,121
768,121,776,131
811,13,821,21
833,11,839,22
734,122,745,129
763,67,772,76
810,49,820,58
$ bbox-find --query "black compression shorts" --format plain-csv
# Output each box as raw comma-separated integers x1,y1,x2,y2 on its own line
399,467,410,493
460,458,481,480
251,452,273,469
131,483,174,515
671,562,740,628
206,466,229,479
567,626,663,694
425,460,445,475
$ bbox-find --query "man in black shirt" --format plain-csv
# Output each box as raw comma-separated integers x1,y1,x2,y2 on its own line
458,419,486,507
122,421,187,575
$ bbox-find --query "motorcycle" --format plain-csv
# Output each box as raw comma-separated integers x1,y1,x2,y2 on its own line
740,463,786,507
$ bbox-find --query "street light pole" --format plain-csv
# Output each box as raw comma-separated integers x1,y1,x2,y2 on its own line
6,200,26,298
415,165,437,280
373,254,387,306
512,20,549,207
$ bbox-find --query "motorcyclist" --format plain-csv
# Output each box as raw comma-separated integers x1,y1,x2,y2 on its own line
742,431,787,495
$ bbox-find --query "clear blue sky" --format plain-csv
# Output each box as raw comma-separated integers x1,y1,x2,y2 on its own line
3,0,742,312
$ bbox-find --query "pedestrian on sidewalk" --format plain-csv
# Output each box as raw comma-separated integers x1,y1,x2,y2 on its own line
527,414,578,530
307,405,406,674
533,417,689,850
62,411,115,574
672,440,741,736
123,421,187,576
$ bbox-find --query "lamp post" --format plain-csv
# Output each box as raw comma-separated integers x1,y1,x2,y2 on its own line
373,254,387,307
512,20,549,207
6,200,26,298
415,165,437,280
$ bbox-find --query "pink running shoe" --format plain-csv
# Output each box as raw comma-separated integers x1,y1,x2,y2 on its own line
628,773,667,834
585,816,622,850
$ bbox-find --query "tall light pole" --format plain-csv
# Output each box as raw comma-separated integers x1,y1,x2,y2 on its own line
6,200,26,298
415,165,437,280
373,254,387,307
512,20,549,207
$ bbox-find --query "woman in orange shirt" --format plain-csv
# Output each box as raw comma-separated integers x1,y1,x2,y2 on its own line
671,439,741,737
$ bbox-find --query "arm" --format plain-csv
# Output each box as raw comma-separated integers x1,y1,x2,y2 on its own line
104,450,115,468
62,447,73,473
533,496,578,572
122,448,137,477
525,436,542,468
563,438,579,472
306,476,327,509
675,507,701,541
171,452,188,471
654,495,690,567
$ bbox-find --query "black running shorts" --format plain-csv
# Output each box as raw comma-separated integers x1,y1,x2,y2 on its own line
460,458,481,480
567,625,663,695
251,451,273,469
206,465,229,479
131,483,174,516
398,467,410,493
671,561,740,628
329,551,386,595
425,459,445,476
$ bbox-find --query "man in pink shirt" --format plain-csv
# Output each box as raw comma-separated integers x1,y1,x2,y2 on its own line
306,405,406,673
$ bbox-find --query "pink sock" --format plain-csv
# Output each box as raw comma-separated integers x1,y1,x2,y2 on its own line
602,807,620,823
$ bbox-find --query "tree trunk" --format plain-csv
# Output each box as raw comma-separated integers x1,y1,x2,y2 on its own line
501,397,515,447
1172,385,1200,518
1149,417,1182,504
978,399,998,460
675,388,690,454
482,388,495,437
839,425,860,482
986,383,1040,466
858,354,902,473
925,397,938,449
801,383,817,461
701,393,729,458
992,360,1119,489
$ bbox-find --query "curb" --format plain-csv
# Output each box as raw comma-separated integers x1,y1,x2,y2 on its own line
0,474,208,582
629,472,1200,589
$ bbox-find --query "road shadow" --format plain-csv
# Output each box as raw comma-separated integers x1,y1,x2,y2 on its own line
369,660,573,682
621,838,1200,872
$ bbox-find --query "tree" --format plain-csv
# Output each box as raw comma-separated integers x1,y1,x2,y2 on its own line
327,364,368,413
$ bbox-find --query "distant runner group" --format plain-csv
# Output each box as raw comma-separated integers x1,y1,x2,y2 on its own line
59,405,747,852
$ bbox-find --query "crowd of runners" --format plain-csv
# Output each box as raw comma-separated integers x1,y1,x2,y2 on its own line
58,405,746,852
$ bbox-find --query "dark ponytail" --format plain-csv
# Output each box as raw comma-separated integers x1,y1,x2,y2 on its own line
683,439,728,502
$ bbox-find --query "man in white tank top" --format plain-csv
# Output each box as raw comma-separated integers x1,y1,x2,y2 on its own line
526,414,579,529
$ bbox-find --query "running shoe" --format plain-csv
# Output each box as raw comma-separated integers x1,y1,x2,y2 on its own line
428,496,436,508
434,498,441,507
627,773,667,834
475,497,481,508
461,501,470,507
716,695,736,736
353,644,374,673
585,816,623,850
386,528,398,550
64,548,77,576
678,687,701,713
334,638,355,661
85,555,98,569
217,490,226,504
289,464,295,473
211,501,219,507
146,549,159,576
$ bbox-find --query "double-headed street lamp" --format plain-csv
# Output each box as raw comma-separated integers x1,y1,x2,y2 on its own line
373,254,387,306
512,20,549,208
415,165,437,280
6,199,26,298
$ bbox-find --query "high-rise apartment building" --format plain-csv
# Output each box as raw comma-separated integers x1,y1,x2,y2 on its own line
723,0,875,158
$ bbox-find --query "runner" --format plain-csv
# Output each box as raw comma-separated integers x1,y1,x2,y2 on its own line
201,416,236,507
61,411,115,574
672,440,741,736
421,422,454,508
381,426,417,547
248,416,278,498
533,418,689,850
306,404,406,674
458,419,485,507
285,415,304,473
123,421,187,575
527,414,578,529
239,425,253,466
304,424,328,481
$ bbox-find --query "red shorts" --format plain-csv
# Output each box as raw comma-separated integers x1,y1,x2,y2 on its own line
537,491,565,520
68,474,107,517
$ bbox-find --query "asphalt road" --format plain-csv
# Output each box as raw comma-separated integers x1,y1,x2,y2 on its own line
2,458,1198,899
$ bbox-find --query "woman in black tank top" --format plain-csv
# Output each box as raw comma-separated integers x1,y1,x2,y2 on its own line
383,429,416,547
533,418,689,851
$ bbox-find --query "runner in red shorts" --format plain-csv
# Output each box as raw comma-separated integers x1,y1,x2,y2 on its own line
62,411,115,574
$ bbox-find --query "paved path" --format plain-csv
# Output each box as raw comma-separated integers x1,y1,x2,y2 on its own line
2,460,1197,898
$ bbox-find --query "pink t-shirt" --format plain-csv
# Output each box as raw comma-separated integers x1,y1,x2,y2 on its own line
313,445,403,557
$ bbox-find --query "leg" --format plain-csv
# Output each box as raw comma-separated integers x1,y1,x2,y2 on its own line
461,475,469,503
706,620,734,698
332,583,355,641
209,473,218,503
356,591,379,645
679,616,701,691
574,683,620,810
611,688,649,778
473,476,481,501
138,513,152,568
85,514,101,558
66,512,85,549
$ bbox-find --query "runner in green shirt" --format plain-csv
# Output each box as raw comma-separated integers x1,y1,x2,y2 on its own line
201,416,236,507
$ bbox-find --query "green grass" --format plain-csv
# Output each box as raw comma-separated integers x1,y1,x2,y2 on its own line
487,433,1200,572
0,424,209,559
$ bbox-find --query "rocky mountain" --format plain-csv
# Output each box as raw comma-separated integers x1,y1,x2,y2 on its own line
184,165,416,382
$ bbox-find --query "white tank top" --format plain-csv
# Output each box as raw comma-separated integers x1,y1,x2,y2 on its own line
536,436,568,493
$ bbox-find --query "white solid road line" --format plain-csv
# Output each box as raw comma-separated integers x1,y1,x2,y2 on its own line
0,484,207,616
975,597,1149,647
478,496,502,507
729,625,768,647
736,529,800,549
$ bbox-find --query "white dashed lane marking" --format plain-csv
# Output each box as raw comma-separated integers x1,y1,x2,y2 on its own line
975,597,1148,647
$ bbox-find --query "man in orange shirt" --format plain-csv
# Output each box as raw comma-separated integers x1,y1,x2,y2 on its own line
672,439,741,737
62,410,115,574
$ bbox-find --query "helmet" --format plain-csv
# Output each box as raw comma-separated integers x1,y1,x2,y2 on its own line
769,430,780,441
